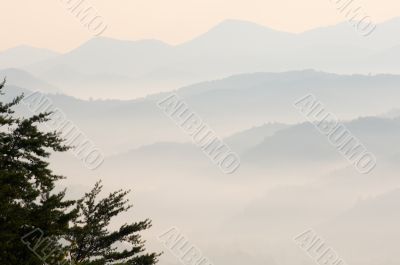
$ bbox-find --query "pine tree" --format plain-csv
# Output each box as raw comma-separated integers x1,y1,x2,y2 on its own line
67,181,159,265
0,80,76,264
0,80,159,264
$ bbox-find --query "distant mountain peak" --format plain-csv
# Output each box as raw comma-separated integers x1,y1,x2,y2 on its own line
0,45,58,55
0,68,60,93
80,36,171,49
215,19,269,28
205,18,289,35
179,18,294,49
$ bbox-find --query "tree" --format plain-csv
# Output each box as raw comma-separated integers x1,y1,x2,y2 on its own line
0,79,76,264
0,80,159,265
67,181,159,265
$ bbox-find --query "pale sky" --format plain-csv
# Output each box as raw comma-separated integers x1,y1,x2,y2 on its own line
2,0,400,52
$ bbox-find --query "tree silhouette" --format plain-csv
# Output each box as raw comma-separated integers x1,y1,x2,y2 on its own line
0,80,159,265
67,181,159,265
0,79,76,264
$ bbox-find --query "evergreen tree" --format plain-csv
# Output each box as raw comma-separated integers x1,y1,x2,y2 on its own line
0,80,159,264
0,80,76,264
67,181,159,265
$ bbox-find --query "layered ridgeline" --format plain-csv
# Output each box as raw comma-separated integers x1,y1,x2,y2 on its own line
2,17,400,98
4,70,400,154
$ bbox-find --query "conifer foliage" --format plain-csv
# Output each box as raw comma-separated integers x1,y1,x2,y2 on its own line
67,181,159,264
0,79,75,264
0,80,159,265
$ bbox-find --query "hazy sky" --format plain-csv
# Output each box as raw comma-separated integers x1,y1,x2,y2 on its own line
2,0,400,52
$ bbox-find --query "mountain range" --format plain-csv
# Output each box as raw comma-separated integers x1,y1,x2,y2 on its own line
2,17,400,99
4,69,400,155
2,17,400,265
